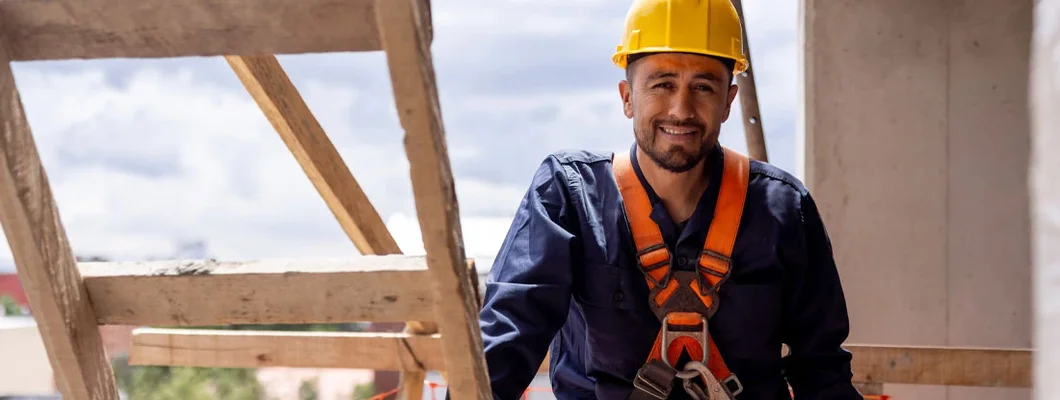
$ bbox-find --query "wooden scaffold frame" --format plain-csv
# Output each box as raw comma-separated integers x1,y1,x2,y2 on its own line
0,0,490,398
0,0,1036,399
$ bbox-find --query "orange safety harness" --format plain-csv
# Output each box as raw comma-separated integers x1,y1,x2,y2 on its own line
613,146,749,400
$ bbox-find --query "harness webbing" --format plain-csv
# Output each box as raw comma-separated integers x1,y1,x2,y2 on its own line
613,146,750,399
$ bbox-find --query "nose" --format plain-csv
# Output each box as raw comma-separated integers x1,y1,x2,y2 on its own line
669,87,696,121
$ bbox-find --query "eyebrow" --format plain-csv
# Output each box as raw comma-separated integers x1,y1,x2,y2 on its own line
645,70,724,82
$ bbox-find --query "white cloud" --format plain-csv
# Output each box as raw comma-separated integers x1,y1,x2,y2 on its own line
0,0,800,274
0,61,526,271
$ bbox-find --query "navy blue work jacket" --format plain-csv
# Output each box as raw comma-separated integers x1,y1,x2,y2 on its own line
470,143,861,399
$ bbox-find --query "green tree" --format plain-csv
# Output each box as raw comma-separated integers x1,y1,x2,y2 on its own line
0,294,21,316
352,383,375,400
113,355,263,400
299,379,319,400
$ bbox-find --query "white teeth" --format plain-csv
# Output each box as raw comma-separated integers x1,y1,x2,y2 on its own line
661,127,694,135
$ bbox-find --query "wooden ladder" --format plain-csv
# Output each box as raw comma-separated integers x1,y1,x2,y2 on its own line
0,0,491,399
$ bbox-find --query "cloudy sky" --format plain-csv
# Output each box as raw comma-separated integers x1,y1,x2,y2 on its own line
0,0,799,272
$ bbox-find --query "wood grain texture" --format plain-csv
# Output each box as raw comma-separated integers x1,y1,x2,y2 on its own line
130,332,1034,389
225,54,438,398
0,0,382,60
729,0,768,162
848,344,1032,387
226,55,402,255
0,44,118,399
375,0,492,398
129,328,444,371
80,256,438,326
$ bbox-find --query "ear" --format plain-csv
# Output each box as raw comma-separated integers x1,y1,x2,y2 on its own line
619,79,634,119
722,83,739,121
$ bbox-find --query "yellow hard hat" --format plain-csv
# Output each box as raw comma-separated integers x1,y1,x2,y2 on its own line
612,0,749,74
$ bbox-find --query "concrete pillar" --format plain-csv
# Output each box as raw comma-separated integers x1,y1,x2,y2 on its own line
1031,1,1060,398
800,0,1033,398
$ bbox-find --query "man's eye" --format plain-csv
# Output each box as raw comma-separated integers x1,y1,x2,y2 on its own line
696,85,715,92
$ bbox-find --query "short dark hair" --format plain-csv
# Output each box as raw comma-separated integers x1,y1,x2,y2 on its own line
625,52,737,85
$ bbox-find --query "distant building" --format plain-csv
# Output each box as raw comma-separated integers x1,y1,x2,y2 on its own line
0,273,134,396
0,274,29,311
0,316,56,396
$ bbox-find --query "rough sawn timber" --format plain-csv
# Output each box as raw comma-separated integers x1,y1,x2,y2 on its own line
129,328,1034,390
224,53,438,399
0,40,119,399
129,328,445,371
79,256,439,326
375,0,492,398
0,0,387,61
225,55,402,255
847,344,1031,388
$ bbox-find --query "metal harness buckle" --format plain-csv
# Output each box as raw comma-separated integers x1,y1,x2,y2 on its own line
631,360,677,400
660,313,709,366
676,361,731,400
721,375,744,397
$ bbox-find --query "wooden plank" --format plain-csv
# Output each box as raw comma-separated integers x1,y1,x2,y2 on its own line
730,0,768,162
224,53,438,398
80,256,438,326
0,43,118,399
129,328,444,371
852,382,884,396
375,0,492,398
0,0,384,61
130,332,1033,390
847,344,1032,388
226,55,402,256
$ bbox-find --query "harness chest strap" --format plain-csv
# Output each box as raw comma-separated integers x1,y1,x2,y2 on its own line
613,146,750,399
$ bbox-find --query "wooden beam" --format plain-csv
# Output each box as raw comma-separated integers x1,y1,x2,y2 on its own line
224,53,438,398
130,331,1034,390
0,42,118,399
730,0,768,162
847,344,1032,388
129,328,444,371
80,256,439,326
0,0,385,61
375,0,492,398
851,382,883,397
225,55,402,255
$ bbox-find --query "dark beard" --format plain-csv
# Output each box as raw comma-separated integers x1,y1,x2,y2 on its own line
636,132,713,173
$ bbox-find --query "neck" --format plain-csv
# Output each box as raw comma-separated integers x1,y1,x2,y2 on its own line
636,146,711,223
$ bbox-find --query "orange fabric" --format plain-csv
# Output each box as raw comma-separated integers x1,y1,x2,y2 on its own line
612,152,673,301
612,146,750,385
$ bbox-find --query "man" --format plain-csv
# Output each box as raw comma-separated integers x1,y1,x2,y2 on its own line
471,0,862,398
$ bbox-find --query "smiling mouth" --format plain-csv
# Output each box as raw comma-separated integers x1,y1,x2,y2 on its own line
658,125,700,137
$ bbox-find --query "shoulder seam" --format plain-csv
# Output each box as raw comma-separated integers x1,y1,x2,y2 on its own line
749,167,806,196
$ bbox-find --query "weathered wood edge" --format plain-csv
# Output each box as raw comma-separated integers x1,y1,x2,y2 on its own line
374,0,492,397
0,39,118,399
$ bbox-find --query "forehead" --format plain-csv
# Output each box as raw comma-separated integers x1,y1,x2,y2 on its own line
630,53,729,82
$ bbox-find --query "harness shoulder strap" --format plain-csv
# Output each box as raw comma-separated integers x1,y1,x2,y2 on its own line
613,146,750,399
612,151,672,292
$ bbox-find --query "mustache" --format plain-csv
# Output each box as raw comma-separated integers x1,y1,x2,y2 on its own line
653,118,706,131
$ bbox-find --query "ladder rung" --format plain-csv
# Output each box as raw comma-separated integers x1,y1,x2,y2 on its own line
80,256,444,326
129,327,445,371
0,0,387,61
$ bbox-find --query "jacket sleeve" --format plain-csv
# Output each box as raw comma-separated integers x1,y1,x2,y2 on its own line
780,190,864,399
462,156,578,400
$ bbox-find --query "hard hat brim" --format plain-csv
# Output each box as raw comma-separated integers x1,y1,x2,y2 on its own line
613,48,748,75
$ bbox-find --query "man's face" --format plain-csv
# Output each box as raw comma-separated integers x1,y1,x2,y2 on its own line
619,53,739,173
